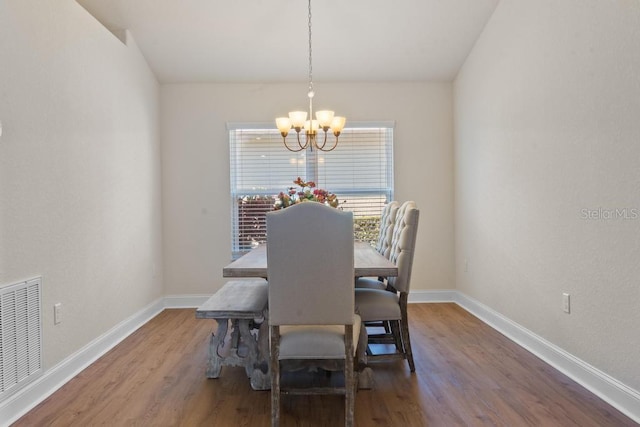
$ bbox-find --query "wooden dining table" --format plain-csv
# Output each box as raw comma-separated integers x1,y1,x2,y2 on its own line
223,241,398,279
218,240,396,390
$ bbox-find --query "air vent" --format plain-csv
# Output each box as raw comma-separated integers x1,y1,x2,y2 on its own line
0,277,43,401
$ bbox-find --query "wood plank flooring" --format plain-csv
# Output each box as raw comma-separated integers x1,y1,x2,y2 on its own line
14,304,636,426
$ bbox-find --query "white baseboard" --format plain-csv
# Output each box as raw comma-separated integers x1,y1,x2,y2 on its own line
0,297,166,427
407,289,457,303
2,291,638,425
454,291,640,424
163,294,211,308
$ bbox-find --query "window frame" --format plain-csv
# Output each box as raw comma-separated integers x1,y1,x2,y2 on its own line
228,121,394,257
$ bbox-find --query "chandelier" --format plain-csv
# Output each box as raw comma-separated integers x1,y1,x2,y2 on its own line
275,0,346,152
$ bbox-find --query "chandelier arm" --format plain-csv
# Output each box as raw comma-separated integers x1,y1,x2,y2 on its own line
317,136,339,152
297,132,310,150
314,131,328,150
282,136,306,152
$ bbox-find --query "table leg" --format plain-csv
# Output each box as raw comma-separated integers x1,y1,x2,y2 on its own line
237,319,260,378
357,321,373,389
250,309,271,390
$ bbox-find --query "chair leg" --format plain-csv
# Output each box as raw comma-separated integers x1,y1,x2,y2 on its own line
383,319,392,334
399,294,415,372
390,320,403,352
345,325,355,427
270,326,281,426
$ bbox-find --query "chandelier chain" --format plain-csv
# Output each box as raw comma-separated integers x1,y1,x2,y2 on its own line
308,0,313,94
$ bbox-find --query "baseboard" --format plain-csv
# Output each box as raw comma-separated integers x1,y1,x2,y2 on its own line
407,289,457,303
454,292,640,424
2,291,638,425
0,297,166,427
163,294,211,308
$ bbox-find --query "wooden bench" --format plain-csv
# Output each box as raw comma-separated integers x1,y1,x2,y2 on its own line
196,279,268,383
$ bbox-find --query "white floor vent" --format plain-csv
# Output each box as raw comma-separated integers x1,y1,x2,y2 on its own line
0,277,43,401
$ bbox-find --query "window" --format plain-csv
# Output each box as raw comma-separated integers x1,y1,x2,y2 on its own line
229,122,394,257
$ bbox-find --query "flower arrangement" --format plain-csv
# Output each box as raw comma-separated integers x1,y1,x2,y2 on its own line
274,177,339,210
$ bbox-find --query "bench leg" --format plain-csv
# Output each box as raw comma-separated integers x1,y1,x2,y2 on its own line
206,318,228,378
204,312,269,385
237,319,260,378
206,317,263,380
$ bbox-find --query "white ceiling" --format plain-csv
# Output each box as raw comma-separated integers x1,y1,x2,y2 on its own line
76,0,499,84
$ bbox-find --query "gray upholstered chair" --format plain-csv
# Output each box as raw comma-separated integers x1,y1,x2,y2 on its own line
354,201,419,372
375,201,400,258
266,202,360,427
355,201,399,290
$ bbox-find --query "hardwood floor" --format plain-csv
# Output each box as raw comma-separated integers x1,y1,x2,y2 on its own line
14,304,636,426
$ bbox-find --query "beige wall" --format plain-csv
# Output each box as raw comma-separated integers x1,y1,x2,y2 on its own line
454,0,640,391
160,82,455,295
0,1,163,368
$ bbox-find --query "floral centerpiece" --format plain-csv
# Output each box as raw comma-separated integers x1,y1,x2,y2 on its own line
274,177,339,210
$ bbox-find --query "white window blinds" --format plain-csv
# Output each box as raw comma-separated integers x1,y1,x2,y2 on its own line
229,122,394,256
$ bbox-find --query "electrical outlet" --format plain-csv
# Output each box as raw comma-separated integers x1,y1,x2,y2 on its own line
54,303,62,324
464,259,469,272
562,293,570,314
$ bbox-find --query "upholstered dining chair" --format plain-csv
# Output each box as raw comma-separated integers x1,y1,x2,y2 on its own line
354,201,419,372
375,201,400,258
266,202,360,427
355,200,399,290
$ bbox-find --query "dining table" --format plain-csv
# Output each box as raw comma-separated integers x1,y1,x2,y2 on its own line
219,241,395,390
223,241,398,279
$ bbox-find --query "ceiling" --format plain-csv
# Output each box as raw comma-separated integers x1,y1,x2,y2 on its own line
76,0,499,84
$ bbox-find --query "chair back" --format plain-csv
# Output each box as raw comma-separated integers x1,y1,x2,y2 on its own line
375,201,399,258
267,202,355,326
387,201,420,294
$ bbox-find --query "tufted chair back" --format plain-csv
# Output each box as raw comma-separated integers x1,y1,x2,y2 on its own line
375,201,399,259
386,201,419,294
